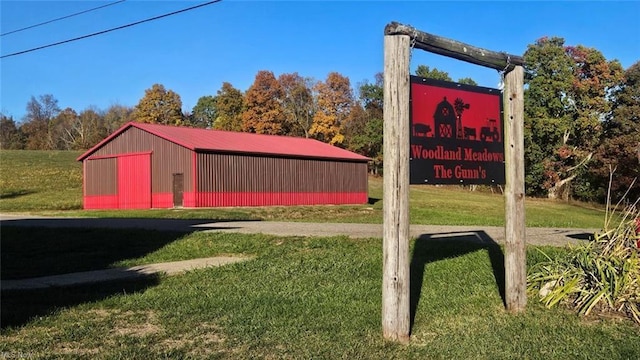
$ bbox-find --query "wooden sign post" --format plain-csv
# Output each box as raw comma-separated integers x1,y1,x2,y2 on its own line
382,22,526,341
382,33,411,343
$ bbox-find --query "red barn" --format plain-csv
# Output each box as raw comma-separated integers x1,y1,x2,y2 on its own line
77,122,369,209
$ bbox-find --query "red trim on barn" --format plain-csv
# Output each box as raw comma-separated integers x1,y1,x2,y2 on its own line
83,195,118,209
83,191,365,209
196,192,368,207
152,193,172,208
150,192,197,208
87,151,153,161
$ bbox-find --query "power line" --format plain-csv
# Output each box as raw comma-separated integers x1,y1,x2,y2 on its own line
1,0,128,37
1,0,223,59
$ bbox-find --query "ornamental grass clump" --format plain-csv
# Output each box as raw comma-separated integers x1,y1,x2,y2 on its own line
527,179,640,324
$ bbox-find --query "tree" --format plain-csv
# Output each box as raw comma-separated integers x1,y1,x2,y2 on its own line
310,72,353,145
415,65,478,86
133,84,184,125
21,94,60,150
103,104,134,133
69,108,105,149
458,77,478,86
49,107,79,150
343,73,384,173
0,114,24,149
593,61,640,201
242,71,287,135
279,72,315,138
190,95,217,129
523,37,623,200
415,65,452,81
213,82,244,131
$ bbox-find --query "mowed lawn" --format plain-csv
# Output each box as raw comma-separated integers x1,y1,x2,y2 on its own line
0,150,606,228
1,150,637,358
2,229,639,358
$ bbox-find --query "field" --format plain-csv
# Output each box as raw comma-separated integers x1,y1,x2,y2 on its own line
0,150,605,228
2,150,636,358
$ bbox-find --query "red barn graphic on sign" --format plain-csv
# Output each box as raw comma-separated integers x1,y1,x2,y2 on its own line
410,76,505,185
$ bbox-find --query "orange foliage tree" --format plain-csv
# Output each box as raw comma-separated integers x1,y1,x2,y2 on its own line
242,71,287,135
310,72,353,145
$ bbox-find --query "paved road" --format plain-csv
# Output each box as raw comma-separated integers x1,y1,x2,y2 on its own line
0,214,597,247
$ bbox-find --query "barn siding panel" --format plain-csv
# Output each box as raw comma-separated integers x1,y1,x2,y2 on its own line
196,152,368,206
85,157,117,196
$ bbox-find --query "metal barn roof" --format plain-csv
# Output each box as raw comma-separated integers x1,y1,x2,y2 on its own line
78,122,370,162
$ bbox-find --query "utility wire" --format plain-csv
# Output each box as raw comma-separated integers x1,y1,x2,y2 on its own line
1,0,223,59
1,0,127,37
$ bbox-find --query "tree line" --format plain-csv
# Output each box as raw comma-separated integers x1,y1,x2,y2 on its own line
1,36,638,203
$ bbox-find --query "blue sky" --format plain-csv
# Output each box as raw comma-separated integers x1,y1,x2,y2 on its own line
1,0,639,121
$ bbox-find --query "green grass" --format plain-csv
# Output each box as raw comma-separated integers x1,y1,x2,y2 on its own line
2,229,638,358
0,150,606,228
0,150,83,211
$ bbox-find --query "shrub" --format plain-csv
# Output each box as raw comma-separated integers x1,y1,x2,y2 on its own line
527,178,640,323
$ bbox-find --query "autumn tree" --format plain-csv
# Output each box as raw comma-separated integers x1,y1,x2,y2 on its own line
310,72,353,145
190,95,217,128
103,104,134,133
279,72,315,138
70,108,106,149
20,94,60,150
213,82,244,131
524,37,624,200
593,61,640,201
133,84,184,125
49,108,79,149
242,71,287,135
343,73,384,173
0,114,24,149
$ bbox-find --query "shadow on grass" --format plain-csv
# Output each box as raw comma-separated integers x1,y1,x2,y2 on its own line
567,232,594,241
0,190,36,199
368,197,381,205
410,231,505,332
0,217,252,329
1,276,161,329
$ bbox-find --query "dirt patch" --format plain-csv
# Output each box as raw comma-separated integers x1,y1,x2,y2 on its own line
111,310,162,337
157,322,226,356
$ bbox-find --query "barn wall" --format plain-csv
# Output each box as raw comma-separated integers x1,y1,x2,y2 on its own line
84,157,118,209
196,152,368,206
83,127,195,209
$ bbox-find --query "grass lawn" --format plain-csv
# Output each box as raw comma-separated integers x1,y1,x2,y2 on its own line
0,150,606,228
1,229,638,358
2,150,634,357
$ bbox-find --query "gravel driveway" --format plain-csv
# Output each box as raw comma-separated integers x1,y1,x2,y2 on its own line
1,214,597,247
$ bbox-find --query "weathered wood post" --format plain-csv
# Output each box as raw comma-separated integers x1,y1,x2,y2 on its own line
382,21,528,340
503,65,527,312
382,32,411,342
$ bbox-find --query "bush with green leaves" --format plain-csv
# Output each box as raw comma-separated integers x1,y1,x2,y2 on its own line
528,182,640,323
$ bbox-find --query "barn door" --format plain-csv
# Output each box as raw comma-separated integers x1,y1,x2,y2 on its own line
173,173,184,207
117,154,151,209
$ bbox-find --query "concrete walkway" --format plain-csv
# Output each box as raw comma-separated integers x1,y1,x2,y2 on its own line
2,256,250,291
